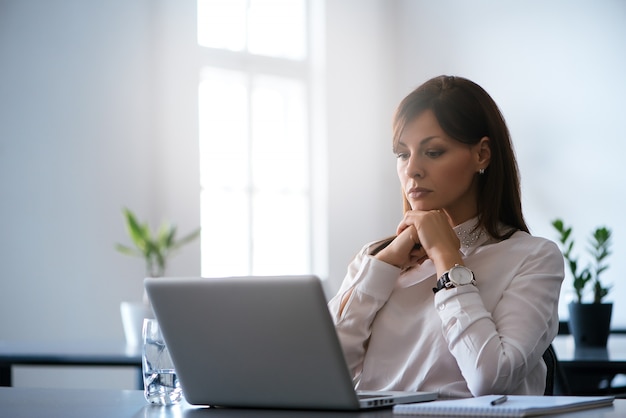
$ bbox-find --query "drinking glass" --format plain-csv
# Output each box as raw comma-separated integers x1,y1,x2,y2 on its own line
142,318,183,405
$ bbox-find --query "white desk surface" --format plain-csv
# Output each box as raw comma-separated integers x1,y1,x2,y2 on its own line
1,387,625,418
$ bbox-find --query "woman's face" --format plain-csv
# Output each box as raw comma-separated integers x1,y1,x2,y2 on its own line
395,109,490,225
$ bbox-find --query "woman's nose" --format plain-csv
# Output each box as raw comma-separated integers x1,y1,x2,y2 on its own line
406,156,424,179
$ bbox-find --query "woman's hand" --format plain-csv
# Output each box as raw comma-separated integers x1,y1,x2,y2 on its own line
397,210,463,276
374,225,428,270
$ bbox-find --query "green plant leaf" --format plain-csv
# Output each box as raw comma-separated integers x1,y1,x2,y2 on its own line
114,243,141,257
552,219,613,304
171,228,201,251
161,224,177,250
116,208,200,277
123,208,149,253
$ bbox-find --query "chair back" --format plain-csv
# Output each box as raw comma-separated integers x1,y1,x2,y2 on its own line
542,344,557,395
543,343,571,395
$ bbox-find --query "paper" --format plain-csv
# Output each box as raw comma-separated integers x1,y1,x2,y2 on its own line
393,395,614,417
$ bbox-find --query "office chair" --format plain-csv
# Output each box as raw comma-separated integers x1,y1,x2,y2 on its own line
543,343,571,395
542,344,557,395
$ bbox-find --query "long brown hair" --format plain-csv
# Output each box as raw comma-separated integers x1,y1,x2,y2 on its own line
393,75,528,239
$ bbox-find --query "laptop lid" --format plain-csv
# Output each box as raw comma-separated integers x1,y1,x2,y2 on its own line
145,275,436,410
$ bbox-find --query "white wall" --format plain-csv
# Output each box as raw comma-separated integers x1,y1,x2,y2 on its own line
0,0,201,388
151,0,202,277
0,0,202,339
393,0,626,327
0,0,156,341
323,0,401,296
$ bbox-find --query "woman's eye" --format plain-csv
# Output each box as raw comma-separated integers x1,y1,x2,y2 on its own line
395,152,409,160
425,149,444,158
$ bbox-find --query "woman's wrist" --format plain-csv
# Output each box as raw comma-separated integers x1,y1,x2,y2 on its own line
431,250,464,277
373,247,405,269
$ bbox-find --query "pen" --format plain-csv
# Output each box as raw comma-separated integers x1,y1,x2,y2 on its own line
490,395,508,406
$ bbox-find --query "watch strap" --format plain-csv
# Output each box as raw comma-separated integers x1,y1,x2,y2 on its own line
432,273,451,294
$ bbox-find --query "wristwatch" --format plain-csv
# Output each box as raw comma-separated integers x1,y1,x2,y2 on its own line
432,264,476,294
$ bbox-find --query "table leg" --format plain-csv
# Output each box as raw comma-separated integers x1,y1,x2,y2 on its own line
0,365,11,387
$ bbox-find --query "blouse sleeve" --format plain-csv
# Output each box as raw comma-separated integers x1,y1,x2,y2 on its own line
327,242,401,380
434,235,564,396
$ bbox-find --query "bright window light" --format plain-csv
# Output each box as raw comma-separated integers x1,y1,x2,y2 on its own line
197,0,306,60
248,0,306,60
197,0,311,277
197,0,247,51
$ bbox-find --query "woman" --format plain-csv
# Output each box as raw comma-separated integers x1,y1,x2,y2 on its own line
328,75,564,398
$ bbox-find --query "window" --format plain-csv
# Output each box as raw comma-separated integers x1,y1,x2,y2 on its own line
197,0,306,60
197,0,320,277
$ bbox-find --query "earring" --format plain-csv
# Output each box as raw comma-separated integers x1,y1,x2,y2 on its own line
479,168,485,175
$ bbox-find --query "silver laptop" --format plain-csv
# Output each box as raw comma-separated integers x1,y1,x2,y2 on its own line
144,275,437,410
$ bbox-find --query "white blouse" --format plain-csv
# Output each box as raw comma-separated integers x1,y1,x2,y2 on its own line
328,218,564,398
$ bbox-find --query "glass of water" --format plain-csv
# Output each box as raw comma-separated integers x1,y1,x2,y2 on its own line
142,318,183,405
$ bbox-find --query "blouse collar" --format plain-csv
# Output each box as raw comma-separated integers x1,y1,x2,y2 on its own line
453,217,490,256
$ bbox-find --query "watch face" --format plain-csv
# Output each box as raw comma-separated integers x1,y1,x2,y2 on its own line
448,265,474,286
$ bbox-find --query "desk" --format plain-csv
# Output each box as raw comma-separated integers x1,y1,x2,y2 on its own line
0,340,142,389
1,387,626,418
553,335,626,395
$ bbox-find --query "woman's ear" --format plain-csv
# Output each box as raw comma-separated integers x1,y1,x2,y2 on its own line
477,136,491,170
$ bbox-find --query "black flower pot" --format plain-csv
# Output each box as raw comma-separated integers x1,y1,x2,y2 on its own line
568,302,613,347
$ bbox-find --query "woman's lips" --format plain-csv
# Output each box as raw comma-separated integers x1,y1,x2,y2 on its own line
407,187,432,199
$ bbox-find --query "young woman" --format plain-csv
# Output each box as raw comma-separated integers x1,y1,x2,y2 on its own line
328,75,564,398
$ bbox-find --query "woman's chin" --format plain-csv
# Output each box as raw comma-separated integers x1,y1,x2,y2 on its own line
409,203,438,212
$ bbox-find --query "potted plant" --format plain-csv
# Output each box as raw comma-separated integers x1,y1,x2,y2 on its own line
552,219,613,347
115,208,201,278
116,208,200,346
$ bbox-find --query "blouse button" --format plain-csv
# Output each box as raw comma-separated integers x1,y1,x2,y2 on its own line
437,303,445,311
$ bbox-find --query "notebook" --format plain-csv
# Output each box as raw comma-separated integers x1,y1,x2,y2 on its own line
144,275,438,410
393,395,615,417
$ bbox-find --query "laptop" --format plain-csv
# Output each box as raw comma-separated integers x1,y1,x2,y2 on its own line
144,275,438,410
